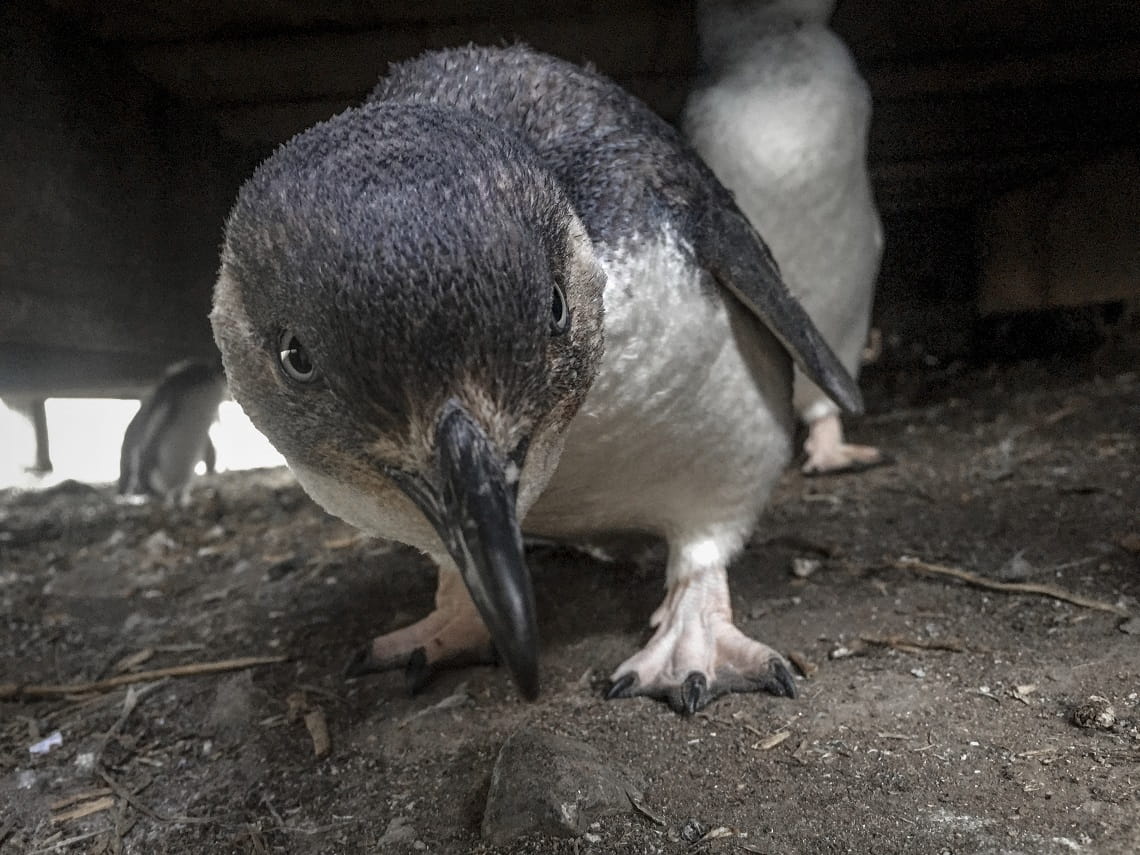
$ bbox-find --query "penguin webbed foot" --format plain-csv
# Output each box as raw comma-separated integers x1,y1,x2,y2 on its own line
343,568,496,694
605,569,797,715
802,411,891,476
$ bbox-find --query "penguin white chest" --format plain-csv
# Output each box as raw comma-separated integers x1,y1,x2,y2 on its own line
526,227,793,540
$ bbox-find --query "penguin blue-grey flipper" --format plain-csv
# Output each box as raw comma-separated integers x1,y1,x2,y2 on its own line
694,204,863,415
212,43,861,714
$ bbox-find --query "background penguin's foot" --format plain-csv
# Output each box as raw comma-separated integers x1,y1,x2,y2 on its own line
344,568,494,693
802,411,889,475
606,571,797,715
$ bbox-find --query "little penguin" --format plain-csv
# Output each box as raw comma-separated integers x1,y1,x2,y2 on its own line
684,0,887,474
119,359,226,501
211,44,862,714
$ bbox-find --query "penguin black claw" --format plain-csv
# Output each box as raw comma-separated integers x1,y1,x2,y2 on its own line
680,672,709,716
403,648,433,696
605,673,637,701
764,659,799,699
344,645,384,679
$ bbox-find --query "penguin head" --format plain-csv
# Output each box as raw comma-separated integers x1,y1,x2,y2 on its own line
211,102,606,698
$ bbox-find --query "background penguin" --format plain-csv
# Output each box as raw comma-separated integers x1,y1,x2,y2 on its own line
684,0,887,474
118,359,226,501
211,44,862,714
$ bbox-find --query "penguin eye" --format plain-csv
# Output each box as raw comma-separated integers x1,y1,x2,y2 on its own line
549,282,571,336
278,330,317,383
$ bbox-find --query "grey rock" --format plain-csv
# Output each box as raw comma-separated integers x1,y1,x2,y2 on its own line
378,816,416,847
1118,616,1140,635
1071,696,1116,729
482,728,644,844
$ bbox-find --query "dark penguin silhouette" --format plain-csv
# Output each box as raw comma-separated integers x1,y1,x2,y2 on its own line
211,45,861,714
119,360,226,501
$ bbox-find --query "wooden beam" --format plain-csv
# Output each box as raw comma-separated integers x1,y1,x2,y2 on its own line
0,284,211,355
870,150,1083,212
0,3,241,398
43,0,682,45
979,152,1140,313
866,42,1140,97
126,8,694,106
869,83,1139,163
0,345,212,397
834,0,1140,64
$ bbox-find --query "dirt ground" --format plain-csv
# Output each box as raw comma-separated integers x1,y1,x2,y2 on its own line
2,343,1138,854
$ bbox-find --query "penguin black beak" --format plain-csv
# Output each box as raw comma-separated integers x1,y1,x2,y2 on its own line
391,402,539,700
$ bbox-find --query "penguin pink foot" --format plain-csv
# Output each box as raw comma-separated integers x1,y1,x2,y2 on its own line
606,554,796,715
345,567,495,693
802,411,889,476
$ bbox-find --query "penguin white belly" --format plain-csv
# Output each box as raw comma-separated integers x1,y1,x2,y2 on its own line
526,227,794,543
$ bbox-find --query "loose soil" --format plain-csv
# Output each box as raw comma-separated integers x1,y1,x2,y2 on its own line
2,349,1138,854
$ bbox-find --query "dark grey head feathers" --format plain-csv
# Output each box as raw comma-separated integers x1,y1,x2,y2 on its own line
216,100,606,469
371,45,861,413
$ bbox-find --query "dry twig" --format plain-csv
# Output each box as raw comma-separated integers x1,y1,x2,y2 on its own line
893,556,1129,617
859,634,970,654
754,730,791,750
303,709,331,759
49,789,114,813
27,828,108,854
1,655,288,701
51,797,116,823
628,794,667,826
97,771,213,826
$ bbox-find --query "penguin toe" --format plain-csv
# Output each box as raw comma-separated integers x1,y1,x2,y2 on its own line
753,658,798,699
678,672,711,715
605,670,714,714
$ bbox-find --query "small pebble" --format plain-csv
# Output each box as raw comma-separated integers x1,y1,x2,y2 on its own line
1071,696,1116,729
143,530,177,556
1118,616,1140,636
791,557,820,579
28,731,62,755
679,818,707,843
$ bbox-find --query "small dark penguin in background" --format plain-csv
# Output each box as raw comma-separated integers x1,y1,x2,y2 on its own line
685,0,888,474
211,45,862,713
119,359,227,501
